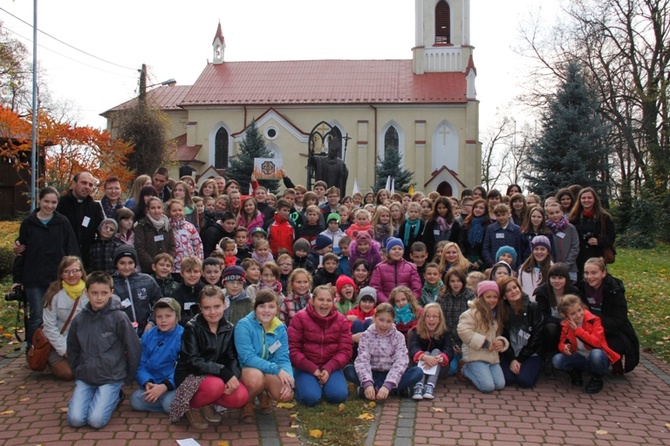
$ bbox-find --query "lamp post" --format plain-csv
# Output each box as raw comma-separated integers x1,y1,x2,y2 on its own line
138,63,176,102
30,0,38,210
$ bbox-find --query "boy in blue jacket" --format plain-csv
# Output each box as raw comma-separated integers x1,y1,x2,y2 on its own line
130,297,184,413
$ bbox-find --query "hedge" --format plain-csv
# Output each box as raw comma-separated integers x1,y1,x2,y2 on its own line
0,221,19,279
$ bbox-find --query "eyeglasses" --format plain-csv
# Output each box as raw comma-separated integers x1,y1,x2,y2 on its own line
63,269,82,276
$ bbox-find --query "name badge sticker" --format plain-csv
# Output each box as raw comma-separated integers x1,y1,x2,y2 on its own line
121,298,132,308
557,232,566,239
587,297,596,305
518,329,531,340
82,216,91,227
496,233,505,239
268,340,281,354
433,229,440,235
154,235,164,242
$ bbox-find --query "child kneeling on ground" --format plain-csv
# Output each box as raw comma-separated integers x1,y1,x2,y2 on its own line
67,272,142,429
552,294,620,394
344,303,423,400
131,298,184,413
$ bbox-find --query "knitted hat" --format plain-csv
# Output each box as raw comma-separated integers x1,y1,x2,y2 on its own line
495,246,517,264
385,237,404,252
531,235,552,252
354,230,372,245
113,246,138,265
327,213,341,224
293,238,311,253
315,234,333,250
251,227,267,237
222,265,246,283
98,218,118,233
335,275,356,295
358,286,377,303
489,261,513,280
477,280,500,298
153,297,181,321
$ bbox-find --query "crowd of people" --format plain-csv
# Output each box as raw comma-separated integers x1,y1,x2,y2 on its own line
10,169,639,430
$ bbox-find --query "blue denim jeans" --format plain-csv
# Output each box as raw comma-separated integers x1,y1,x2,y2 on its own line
343,364,424,392
500,355,544,388
552,349,610,376
25,286,47,350
462,361,505,393
130,388,175,413
294,369,348,407
68,380,123,428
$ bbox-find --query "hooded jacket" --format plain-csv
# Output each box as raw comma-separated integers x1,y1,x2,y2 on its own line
136,323,184,390
349,239,383,270
174,313,240,386
369,258,422,304
234,312,293,378
112,271,162,336
288,304,352,374
268,213,295,257
354,323,408,390
67,296,141,385
13,211,80,288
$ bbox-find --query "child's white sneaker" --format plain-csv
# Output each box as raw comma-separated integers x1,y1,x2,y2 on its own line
412,383,424,400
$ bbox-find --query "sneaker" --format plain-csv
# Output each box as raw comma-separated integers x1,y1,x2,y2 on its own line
185,408,209,430
569,369,583,386
412,383,424,400
258,392,273,414
240,402,256,424
585,376,604,394
423,384,435,400
201,405,222,423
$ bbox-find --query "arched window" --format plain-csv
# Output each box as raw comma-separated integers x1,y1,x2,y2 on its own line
384,126,399,159
215,127,229,169
435,0,451,44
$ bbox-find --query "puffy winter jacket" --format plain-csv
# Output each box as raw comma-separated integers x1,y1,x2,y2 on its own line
174,313,240,386
354,324,408,390
268,214,295,257
407,327,454,366
67,296,141,385
349,239,383,271
288,304,352,374
369,259,422,303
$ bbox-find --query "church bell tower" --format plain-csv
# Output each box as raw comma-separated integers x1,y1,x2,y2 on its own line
412,0,473,75
212,21,225,65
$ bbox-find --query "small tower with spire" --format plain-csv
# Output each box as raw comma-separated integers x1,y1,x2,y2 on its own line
212,21,225,65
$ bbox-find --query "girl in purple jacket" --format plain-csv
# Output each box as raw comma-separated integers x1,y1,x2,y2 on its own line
369,238,422,303
343,303,423,400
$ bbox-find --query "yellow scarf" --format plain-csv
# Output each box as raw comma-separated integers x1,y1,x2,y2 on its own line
62,280,86,300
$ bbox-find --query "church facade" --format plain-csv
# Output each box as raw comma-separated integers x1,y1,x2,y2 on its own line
104,0,480,196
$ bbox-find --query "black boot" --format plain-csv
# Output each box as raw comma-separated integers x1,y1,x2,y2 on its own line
585,375,604,394
569,369,583,386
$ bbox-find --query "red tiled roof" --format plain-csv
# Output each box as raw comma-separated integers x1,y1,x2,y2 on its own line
101,85,192,115
171,134,203,163
181,60,467,106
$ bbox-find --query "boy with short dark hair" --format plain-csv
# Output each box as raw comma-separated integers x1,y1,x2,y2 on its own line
67,271,141,429
312,252,340,288
201,257,223,287
409,241,429,284
267,199,295,257
313,180,328,204
336,235,352,277
151,253,180,298
482,203,523,269
234,227,252,261
201,211,237,258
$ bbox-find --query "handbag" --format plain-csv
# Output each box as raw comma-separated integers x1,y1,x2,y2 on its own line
26,296,80,372
602,246,616,264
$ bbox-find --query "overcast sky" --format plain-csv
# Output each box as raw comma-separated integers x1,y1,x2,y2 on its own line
1,0,560,133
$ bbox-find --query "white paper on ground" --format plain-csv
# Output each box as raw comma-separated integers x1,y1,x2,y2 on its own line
177,439,202,446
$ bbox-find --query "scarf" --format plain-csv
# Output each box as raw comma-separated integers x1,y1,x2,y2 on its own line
148,214,171,232
403,218,421,246
546,215,569,233
467,216,486,246
395,304,415,325
261,280,283,295
375,223,391,243
582,209,595,219
62,280,86,300
436,216,452,233
423,281,443,300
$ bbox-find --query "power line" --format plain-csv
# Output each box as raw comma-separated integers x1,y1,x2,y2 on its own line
0,6,137,71
4,26,136,79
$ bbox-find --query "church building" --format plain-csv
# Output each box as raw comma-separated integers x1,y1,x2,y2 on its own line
103,0,480,196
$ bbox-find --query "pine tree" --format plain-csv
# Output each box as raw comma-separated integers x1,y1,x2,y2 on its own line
374,147,414,193
226,120,279,194
525,61,611,198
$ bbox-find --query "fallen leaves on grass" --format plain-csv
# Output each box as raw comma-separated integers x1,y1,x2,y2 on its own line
286,432,297,438
367,402,376,408
309,429,324,438
357,412,374,421
277,402,295,410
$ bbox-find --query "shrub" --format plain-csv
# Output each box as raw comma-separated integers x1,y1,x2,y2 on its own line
617,199,656,249
0,221,19,279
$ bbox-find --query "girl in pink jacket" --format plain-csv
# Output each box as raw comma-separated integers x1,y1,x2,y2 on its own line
369,238,422,303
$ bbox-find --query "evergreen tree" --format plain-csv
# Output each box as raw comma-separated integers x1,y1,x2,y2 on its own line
525,61,611,198
226,120,279,194
374,147,413,193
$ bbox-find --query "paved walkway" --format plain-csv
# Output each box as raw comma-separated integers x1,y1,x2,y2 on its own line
0,345,669,446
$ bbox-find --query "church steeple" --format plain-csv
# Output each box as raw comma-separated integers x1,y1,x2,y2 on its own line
212,21,225,65
412,0,473,74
